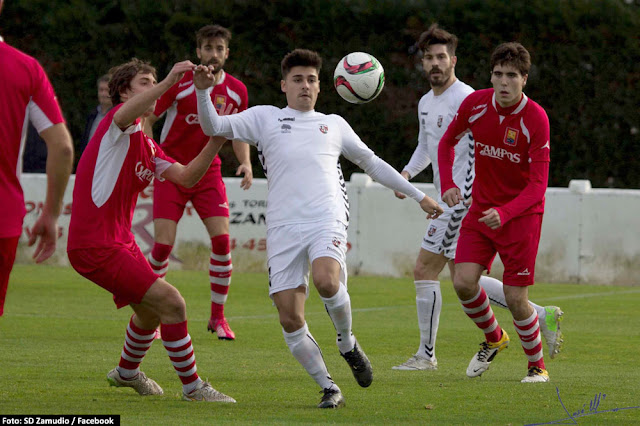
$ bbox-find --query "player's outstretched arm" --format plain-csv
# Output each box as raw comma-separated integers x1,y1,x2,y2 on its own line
28,123,73,263
114,60,196,129
393,170,411,199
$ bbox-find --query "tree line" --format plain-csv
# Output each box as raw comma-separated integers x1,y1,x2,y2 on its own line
2,0,638,188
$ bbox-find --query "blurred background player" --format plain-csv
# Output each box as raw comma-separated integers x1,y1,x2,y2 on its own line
78,74,112,160
144,24,251,341
194,48,443,408
392,24,563,372
439,42,553,383
67,58,236,401
0,0,74,317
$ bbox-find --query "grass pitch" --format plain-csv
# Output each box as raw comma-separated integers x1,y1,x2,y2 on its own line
1,265,639,425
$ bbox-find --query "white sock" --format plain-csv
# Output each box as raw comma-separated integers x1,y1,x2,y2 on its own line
283,323,337,391
321,284,356,354
479,275,546,320
415,280,441,361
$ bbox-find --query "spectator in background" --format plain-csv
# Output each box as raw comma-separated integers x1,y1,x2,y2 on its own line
78,74,112,158
0,0,74,316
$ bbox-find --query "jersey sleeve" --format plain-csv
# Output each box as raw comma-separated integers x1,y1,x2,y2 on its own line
29,60,65,132
437,95,474,196
153,140,176,178
334,115,376,166
154,81,179,117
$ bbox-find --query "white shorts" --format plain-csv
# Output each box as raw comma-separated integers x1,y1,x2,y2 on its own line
266,220,348,297
421,206,469,259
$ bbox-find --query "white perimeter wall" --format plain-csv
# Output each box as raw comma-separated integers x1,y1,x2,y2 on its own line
18,173,640,285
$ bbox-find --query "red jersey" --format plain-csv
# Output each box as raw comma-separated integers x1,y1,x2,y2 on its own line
0,38,65,238
153,70,248,169
68,104,174,250
438,89,550,224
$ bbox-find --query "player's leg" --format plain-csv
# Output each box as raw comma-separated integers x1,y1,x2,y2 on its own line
149,178,187,277
191,174,235,339
0,236,19,317
310,222,373,389
149,218,178,277
268,224,343,408
478,274,564,359
273,286,343,408
140,277,236,401
393,248,447,371
203,216,234,340
106,303,163,396
500,214,548,383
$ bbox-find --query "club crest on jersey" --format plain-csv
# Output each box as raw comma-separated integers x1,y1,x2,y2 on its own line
215,95,227,110
504,128,519,146
437,115,444,127
428,225,437,237
319,124,328,134
332,237,341,247
281,124,291,133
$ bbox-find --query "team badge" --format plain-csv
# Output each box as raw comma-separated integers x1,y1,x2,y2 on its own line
504,127,519,146
215,95,227,110
332,237,341,247
428,225,437,237
437,115,444,127
319,124,328,134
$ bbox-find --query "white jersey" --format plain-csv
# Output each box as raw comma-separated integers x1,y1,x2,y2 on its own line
403,79,475,207
204,104,425,229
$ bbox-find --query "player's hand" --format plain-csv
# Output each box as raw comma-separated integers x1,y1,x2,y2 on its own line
393,171,410,199
479,208,502,230
193,64,216,90
419,196,444,220
442,187,462,208
26,213,59,263
165,60,197,86
237,163,253,190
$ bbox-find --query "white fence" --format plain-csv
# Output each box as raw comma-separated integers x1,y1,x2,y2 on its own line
18,173,640,285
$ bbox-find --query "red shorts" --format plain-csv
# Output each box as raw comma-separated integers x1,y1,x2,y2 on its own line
455,213,543,286
68,242,158,308
0,236,20,316
153,169,229,222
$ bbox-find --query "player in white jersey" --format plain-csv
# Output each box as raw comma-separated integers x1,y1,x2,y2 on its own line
392,24,564,371
193,49,443,408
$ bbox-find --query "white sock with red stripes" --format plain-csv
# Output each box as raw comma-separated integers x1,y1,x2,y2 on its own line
116,316,155,379
514,310,546,369
148,243,172,278
210,235,232,321
161,321,201,394
460,287,503,343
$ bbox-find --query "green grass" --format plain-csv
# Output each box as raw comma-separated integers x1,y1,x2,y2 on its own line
1,265,639,425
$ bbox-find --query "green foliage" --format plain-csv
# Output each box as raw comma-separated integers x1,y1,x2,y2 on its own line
1,0,638,187
2,265,640,423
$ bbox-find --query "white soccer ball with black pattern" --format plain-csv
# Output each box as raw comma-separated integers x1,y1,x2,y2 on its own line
333,52,385,104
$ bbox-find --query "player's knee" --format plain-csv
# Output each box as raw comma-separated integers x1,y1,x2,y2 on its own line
414,260,440,281
279,312,305,332
452,273,477,298
162,287,186,319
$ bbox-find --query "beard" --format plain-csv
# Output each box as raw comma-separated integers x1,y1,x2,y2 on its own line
427,65,453,88
203,58,225,74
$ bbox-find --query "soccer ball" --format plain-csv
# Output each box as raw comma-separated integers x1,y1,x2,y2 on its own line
334,52,385,104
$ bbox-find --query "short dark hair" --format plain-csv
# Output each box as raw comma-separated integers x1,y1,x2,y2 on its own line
490,42,531,76
108,58,156,105
280,49,322,79
417,23,458,57
196,24,232,48
97,74,110,86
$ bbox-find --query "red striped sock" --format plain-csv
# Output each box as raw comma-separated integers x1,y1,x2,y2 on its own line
148,243,172,278
210,235,232,320
161,321,200,392
117,316,155,378
460,287,502,343
514,311,545,369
